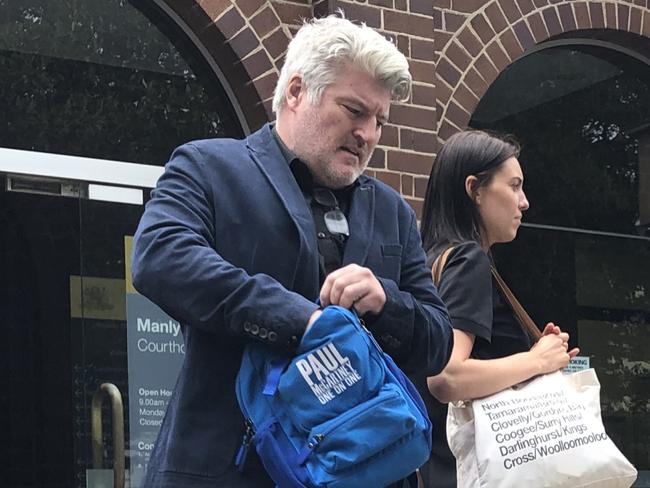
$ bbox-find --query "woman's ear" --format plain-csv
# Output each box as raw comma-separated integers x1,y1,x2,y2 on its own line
465,175,481,204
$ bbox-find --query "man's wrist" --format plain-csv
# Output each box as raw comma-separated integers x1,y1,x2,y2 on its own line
306,308,322,332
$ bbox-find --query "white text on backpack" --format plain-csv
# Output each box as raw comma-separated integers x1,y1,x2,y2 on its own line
295,343,362,404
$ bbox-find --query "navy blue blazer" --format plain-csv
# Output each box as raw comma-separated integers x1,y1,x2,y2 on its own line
132,124,452,487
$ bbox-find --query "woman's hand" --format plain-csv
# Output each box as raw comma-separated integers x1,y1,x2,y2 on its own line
530,323,580,374
542,322,561,336
530,334,570,374
542,322,580,357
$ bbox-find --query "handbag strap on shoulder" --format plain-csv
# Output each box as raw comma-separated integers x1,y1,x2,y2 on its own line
431,247,455,286
432,246,542,343
490,267,542,342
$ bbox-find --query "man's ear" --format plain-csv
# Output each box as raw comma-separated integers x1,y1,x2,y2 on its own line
465,175,481,204
285,73,305,110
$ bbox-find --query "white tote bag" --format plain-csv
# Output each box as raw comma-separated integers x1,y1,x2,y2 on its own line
447,369,638,488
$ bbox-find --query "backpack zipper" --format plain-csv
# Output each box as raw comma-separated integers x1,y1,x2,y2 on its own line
297,388,399,465
297,433,325,464
235,418,255,472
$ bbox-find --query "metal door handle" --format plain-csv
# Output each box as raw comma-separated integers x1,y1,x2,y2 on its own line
91,383,125,488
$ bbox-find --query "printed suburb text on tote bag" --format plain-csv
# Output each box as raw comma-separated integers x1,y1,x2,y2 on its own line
447,369,637,488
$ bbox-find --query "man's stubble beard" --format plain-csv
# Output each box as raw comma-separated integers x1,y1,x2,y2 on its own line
292,106,373,189
323,154,370,188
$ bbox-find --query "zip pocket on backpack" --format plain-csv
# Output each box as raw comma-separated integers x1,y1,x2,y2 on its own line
298,383,417,473
253,418,315,488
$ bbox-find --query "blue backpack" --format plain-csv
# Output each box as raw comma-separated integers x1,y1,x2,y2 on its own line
235,305,432,488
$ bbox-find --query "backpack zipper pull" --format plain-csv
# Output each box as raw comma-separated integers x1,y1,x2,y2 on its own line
297,433,325,465
309,433,325,447
235,419,255,472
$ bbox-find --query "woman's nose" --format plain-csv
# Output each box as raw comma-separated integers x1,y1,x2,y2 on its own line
520,191,530,211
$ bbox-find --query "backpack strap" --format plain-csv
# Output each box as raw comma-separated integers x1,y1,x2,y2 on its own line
263,357,291,396
490,267,542,342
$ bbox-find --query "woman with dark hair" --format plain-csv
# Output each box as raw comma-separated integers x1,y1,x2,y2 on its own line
417,130,579,487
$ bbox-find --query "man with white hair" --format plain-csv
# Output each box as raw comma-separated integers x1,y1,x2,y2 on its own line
132,14,452,488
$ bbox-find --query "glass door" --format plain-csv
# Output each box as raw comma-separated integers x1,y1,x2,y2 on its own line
0,151,167,488
77,187,187,488
1,180,83,487
1,1,246,485
76,196,147,488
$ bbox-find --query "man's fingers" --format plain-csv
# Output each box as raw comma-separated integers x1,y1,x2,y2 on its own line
328,274,358,306
353,293,383,316
321,264,362,305
319,280,332,306
338,283,367,309
320,264,356,306
318,264,385,315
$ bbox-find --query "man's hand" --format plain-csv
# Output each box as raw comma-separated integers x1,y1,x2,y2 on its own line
305,308,322,333
319,264,386,315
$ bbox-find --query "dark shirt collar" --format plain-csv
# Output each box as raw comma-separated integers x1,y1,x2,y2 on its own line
271,124,296,165
271,125,313,194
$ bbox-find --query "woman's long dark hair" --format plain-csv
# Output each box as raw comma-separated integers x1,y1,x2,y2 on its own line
420,130,520,258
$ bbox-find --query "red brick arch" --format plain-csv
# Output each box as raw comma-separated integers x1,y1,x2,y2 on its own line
159,0,312,131
436,0,650,141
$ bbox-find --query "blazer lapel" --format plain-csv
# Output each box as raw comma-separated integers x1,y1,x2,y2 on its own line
343,180,375,267
246,125,319,297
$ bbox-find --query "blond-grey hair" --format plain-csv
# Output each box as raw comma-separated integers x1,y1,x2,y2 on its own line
272,14,412,113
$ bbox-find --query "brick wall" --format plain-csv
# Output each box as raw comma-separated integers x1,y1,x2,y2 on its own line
159,0,650,217
435,0,650,143
157,0,650,214
161,0,437,216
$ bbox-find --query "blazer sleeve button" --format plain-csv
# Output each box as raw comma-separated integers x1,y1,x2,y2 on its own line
269,331,278,342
